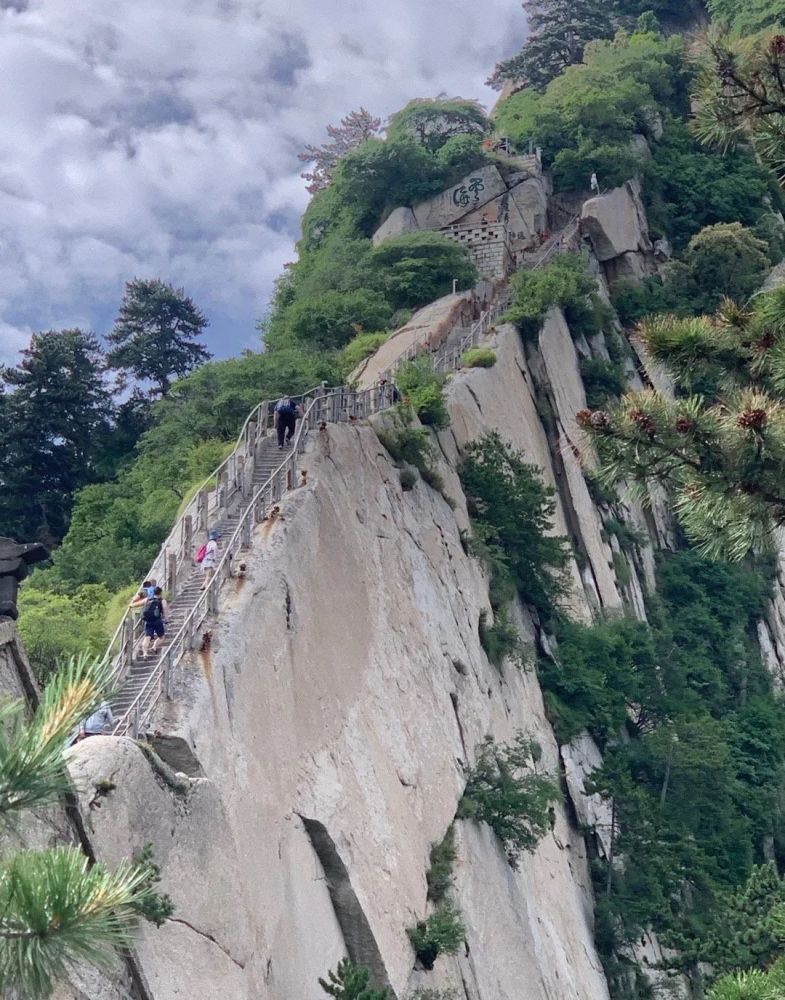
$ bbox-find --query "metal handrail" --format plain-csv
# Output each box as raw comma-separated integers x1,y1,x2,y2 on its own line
107,217,583,736
103,383,328,689
111,382,398,737
527,215,581,272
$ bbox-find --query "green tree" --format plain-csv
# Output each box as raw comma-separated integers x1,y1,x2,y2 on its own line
387,99,488,153
299,108,382,194
644,121,775,252
369,232,478,311
703,863,785,974
693,29,785,189
492,89,542,149
460,432,571,615
107,278,211,396
16,584,110,685
0,329,112,545
505,252,607,341
684,223,770,312
0,654,169,997
580,286,785,559
319,959,388,999
489,0,622,91
706,0,785,36
288,288,393,350
457,733,559,868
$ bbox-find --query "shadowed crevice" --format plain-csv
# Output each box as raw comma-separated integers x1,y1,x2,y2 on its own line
300,816,397,998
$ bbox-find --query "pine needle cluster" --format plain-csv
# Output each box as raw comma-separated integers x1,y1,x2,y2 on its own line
580,286,785,559
0,653,170,998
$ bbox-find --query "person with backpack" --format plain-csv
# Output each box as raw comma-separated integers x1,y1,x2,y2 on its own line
274,396,299,449
70,700,115,744
141,586,168,656
198,530,219,590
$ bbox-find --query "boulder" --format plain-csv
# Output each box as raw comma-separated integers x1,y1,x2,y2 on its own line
580,179,653,264
371,206,419,247
412,164,507,230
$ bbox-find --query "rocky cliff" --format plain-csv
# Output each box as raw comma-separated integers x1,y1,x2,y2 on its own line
8,179,785,1000
50,297,654,999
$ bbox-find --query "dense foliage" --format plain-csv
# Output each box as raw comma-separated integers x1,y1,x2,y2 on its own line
460,432,571,618
457,733,559,868
489,1,701,92
582,285,785,560
537,551,785,987
505,253,611,342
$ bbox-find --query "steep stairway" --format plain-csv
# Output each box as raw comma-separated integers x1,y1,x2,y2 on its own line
110,435,284,721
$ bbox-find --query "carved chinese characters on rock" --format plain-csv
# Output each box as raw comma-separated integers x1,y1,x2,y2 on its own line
452,177,485,208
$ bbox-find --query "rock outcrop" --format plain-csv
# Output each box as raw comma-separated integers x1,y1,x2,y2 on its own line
50,319,636,1000
581,179,655,284
370,160,551,277
371,207,419,247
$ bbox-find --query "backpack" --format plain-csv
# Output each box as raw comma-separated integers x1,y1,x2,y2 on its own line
275,398,295,416
142,597,163,623
196,543,208,563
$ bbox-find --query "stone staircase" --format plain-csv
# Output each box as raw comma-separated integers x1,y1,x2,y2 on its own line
110,435,284,721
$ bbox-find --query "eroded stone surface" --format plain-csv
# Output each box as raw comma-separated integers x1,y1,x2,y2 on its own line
581,180,652,265
371,206,419,247
412,164,507,230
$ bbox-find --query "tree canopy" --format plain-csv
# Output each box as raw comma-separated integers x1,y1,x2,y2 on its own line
298,108,382,194
0,330,112,545
107,278,211,396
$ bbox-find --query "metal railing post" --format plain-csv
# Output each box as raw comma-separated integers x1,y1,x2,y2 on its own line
166,549,177,599
123,616,134,674
164,648,173,699
183,514,193,562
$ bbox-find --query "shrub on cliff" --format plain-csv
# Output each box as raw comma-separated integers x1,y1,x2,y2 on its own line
319,959,388,999
426,825,457,904
369,232,478,311
396,358,450,429
340,332,390,377
407,902,465,969
461,347,496,368
457,733,559,868
460,432,570,617
505,253,608,342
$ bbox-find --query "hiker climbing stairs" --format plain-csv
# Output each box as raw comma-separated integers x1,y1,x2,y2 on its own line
106,390,398,737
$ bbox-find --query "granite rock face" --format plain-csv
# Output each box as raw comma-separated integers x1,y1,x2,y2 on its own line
411,164,508,230
580,179,654,280
58,333,620,998
371,206,419,247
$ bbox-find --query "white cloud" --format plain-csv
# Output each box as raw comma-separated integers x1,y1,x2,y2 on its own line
0,0,524,366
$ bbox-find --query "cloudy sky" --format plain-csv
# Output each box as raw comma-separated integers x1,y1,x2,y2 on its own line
0,0,524,365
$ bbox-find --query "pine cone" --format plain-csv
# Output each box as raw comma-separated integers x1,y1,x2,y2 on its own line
675,416,694,434
737,408,768,430
630,408,656,435
754,331,775,353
